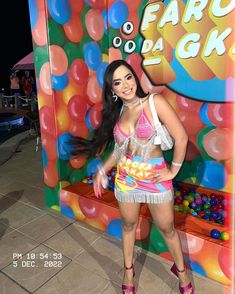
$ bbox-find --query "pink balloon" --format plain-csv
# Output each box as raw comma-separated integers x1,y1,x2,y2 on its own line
109,48,122,62
70,59,89,84
86,75,102,104
89,103,103,129
207,103,233,128
140,73,165,94
125,53,143,80
85,9,104,41
63,13,84,43
203,128,233,160
39,62,52,95
49,45,68,76
68,95,88,122
78,197,101,218
32,11,47,46
176,95,203,113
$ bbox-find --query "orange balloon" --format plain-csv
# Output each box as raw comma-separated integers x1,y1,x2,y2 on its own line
135,217,150,240
39,62,53,95
37,82,54,109
49,45,68,76
56,106,72,135
85,9,104,41
109,48,123,62
63,13,84,43
69,0,84,13
32,11,47,46
86,75,102,104
41,133,58,161
70,154,87,169
44,160,59,188
203,128,233,161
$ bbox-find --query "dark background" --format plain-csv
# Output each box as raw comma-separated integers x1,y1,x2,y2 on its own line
0,1,33,94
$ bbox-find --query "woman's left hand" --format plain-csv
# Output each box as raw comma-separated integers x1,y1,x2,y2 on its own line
153,167,176,183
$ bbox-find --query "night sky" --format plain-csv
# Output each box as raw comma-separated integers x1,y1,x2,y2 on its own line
0,1,33,93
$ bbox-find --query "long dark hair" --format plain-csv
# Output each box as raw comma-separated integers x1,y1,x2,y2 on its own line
70,59,148,157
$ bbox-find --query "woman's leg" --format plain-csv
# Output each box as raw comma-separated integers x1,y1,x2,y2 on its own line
118,201,140,291
148,200,193,294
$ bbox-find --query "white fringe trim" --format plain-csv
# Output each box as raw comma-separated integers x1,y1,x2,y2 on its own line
114,189,174,204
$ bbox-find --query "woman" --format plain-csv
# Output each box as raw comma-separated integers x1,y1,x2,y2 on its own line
71,60,193,294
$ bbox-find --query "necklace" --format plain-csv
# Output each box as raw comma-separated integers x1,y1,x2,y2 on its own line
123,97,139,107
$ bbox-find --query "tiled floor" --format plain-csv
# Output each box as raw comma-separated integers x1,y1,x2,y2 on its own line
0,138,231,293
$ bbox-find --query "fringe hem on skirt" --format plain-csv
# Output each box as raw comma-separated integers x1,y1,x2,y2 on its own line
114,189,174,204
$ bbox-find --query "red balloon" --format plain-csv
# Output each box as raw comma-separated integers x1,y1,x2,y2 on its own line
70,121,89,138
68,95,88,122
63,13,84,43
135,217,150,240
203,128,233,161
99,206,121,226
185,140,200,161
70,154,87,169
70,59,89,85
176,95,203,113
78,197,101,218
89,103,103,129
49,45,68,76
207,103,232,128
125,53,143,80
88,0,106,9
120,12,139,40
178,109,204,137
44,160,59,188
39,106,57,137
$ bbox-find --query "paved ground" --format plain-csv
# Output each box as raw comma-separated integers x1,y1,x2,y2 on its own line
0,138,231,293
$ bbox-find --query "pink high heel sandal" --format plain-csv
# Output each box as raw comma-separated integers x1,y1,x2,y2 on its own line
170,263,194,294
122,264,135,294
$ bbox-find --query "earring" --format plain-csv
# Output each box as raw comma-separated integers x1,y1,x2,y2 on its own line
112,91,118,102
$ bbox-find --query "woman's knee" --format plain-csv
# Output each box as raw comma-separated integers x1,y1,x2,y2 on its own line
122,220,138,232
158,223,176,239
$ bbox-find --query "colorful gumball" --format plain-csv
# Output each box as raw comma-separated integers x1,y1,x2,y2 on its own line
70,121,89,138
88,0,106,9
109,47,123,62
96,62,108,88
89,103,103,129
32,10,47,46
108,1,129,29
176,96,203,113
200,103,214,126
41,133,57,161
207,103,232,128
51,72,69,91
84,41,102,70
64,42,82,67
57,132,75,160
220,231,230,241
68,95,88,122
28,0,38,29
39,105,56,137
44,160,59,188
86,75,102,104
39,62,53,95
210,229,221,239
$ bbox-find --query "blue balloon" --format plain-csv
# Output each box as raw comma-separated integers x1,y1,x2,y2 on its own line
84,42,102,70
51,72,69,91
102,10,108,34
87,158,103,176
47,0,72,25
96,62,108,88
197,160,226,190
200,103,214,126
61,204,75,219
107,219,123,239
184,257,208,277
85,109,94,131
108,1,129,29
57,132,74,160
42,147,48,168
28,0,38,29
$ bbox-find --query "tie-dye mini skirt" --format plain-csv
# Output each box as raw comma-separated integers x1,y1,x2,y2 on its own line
114,154,174,204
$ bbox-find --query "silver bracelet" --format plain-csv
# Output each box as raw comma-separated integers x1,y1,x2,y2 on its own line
98,165,106,176
171,161,183,167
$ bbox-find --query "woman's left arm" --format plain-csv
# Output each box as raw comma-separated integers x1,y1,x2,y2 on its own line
153,94,188,182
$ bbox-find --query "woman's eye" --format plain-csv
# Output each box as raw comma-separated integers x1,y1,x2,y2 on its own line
127,75,132,80
113,81,121,86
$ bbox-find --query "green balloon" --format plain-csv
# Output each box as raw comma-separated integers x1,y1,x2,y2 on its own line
64,42,82,67
57,159,73,180
149,226,168,254
34,46,49,77
48,19,65,46
197,126,215,160
44,184,60,207
138,0,149,19
98,35,109,54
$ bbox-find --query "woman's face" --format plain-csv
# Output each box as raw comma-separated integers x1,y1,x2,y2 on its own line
111,65,137,100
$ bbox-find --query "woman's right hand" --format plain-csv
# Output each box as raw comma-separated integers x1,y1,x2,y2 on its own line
93,172,108,198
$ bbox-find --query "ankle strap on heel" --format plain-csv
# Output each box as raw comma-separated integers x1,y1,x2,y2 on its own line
124,264,134,270
175,264,186,273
